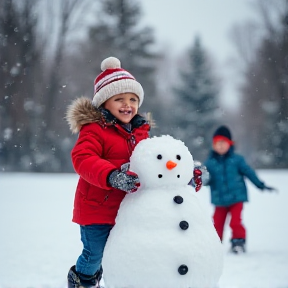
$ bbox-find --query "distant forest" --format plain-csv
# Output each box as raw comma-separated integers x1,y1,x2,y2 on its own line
0,0,287,172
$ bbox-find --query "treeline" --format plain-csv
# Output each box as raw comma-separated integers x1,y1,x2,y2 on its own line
0,0,287,172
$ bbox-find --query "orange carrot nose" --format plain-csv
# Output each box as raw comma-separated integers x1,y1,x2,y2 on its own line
166,160,177,170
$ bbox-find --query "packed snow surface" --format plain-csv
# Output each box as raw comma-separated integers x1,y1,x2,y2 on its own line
0,169,287,288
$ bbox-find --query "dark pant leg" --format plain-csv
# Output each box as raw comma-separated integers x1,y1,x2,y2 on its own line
76,224,113,276
229,202,246,239
213,206,229,241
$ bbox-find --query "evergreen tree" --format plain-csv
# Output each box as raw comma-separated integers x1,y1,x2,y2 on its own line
82,0,159,115
173,37,221,161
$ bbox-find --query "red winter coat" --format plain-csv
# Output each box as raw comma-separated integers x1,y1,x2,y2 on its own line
66,97,150,225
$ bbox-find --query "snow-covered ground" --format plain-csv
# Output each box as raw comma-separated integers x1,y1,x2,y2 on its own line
0,170,287,288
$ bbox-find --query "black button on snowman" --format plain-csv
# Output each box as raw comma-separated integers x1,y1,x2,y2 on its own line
174,195,190,273
178,264,189,275
173,195,183,204
102,135,223,288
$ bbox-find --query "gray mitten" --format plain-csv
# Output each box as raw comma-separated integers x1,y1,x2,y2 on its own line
108,170,140,193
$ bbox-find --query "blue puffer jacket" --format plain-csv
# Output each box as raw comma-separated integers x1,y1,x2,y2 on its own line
204,147,264,207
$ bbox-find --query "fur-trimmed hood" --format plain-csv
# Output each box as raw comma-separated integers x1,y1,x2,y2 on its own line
66,97,102,134
66,97,154,134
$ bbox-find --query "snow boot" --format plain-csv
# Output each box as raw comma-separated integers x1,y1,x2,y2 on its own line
67,265,103,288
231,238,246,254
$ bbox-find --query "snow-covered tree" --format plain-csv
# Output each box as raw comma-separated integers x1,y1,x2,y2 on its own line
172,36,221,161
238,0,288,168
80,0,160,115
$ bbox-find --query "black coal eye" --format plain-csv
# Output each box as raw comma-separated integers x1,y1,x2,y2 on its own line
176,155,181,160
157,154,162,160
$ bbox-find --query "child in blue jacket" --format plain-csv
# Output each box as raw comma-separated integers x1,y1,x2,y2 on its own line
204,125,275,253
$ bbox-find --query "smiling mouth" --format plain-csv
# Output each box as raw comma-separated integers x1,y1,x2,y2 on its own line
119,110,132,115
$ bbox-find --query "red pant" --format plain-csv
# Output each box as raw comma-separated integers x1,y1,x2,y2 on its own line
213,202,246,241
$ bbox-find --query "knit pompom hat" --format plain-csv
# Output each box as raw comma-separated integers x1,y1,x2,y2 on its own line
213,125,234,145
92,57,144,108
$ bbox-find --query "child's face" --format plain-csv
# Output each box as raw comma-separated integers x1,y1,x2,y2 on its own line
103,93,139,124
213,140,230,155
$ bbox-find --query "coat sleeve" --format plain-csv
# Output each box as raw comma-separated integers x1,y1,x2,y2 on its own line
237,155,264,189
71,123,116,189
203,159,212,186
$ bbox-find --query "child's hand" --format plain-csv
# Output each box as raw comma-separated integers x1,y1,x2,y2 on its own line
190,161,210,192
263,185,278,193
193,168,202,192
108,170,140,193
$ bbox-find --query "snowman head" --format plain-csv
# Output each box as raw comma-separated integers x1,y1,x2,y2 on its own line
129,135,194,189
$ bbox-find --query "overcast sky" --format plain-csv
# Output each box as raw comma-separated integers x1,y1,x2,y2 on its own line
140,0,258,109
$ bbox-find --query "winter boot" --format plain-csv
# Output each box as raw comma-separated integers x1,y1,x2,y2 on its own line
67,265,103,288
231,238,246,254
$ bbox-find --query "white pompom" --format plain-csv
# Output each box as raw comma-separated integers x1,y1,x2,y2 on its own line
101,57,121,71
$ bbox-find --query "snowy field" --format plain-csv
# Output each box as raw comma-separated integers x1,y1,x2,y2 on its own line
0,170,287,288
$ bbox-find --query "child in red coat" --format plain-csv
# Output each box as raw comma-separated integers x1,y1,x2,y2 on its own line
66,57,150,288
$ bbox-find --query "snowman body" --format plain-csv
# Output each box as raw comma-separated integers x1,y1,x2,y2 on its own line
102,135,223,288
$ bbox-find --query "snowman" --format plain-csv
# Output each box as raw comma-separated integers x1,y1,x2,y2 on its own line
102,135,223,288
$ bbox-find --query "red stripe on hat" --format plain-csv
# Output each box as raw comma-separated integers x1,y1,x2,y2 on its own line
94,69,135,94
95,68,125,82
213,135,234,145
